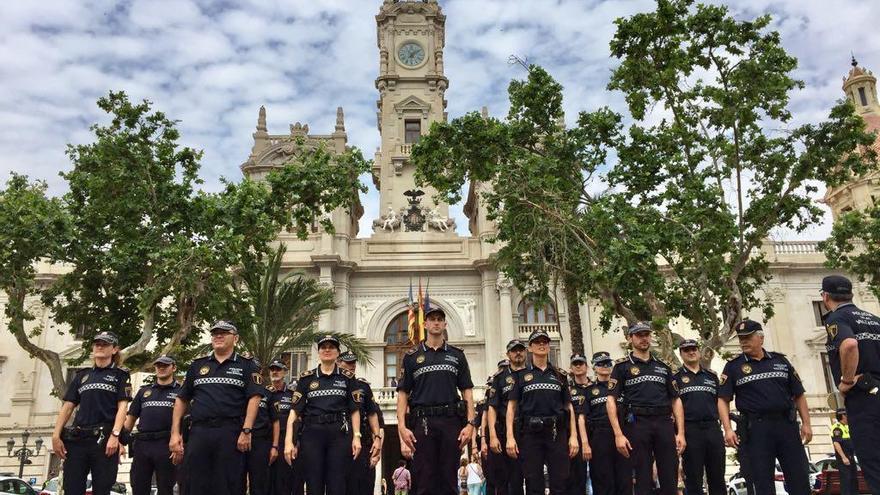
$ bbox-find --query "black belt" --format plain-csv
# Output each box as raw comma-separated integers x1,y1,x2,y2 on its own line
742,410,790,421
630,405,672,416
302,412,345,424
63,424,112,440
134,430,171,441
192,417,242,427
412,404,458,417
518,415,565,433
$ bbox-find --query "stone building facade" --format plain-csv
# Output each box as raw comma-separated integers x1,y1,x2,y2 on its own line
1,0,879,488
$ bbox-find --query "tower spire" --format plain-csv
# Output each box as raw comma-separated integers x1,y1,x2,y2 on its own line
257,105,267,132
335,107,345,132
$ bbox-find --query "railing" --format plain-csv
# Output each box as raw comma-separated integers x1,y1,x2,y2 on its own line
772,241,822,255
374,386,488,408
399,144,413,155
517,323,560,339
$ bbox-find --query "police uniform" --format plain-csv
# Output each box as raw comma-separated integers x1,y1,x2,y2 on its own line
673,340,725,495
582,352,631,495
127,355,180,495
718,320,810,495
823,275,880,495
177,321,266,495
293,336,363,495
268,360,299,495
398,325,474,495
608,324,680,495
510,329,572,495
567,354,591,495
61,331,133,495
340,351,382,495
244,380,276,495
831,413,858,495
487,348,525,495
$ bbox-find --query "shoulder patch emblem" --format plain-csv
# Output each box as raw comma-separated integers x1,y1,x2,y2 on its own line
199,366,210,376
833,427,843,438
266,385,276,393
81,374,89,384
630,366,640,376
608,378,617,390
340,368,354,378
591,388,600,396
292,391,303,404
827,324,838,339
309,381,320,390
352,390,364,404
251,373,264,385
506,376,514,384
416,355,426,364
741,364,752,375
524,373,534,382
682,376,690,384
570,387,578,396
143,390,152,398
719,374,727,386
300,369,315,378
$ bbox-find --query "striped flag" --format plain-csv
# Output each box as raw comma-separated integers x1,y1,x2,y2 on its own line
407,278,416,343
417,277,425,342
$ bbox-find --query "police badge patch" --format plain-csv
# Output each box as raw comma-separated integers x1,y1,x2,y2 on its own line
416,355,426,364
309,381,319,390
719,374,727,386
144,390,152,398
81,374,89,384
592,388,600,396
630,366,640,376
352,390,364,403
608,379,617,390
741,364,752,375
506,376,514,384
252,373,264,385
826,324,838,340
682,376,691,384
524,373,534,382
199,366,210,376
292,391,303,404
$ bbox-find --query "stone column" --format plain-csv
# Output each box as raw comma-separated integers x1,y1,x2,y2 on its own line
479,265,500,365
497,275,515,346
318,265,334,334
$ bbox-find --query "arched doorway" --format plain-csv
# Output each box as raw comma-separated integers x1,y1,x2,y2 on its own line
383,312,411,387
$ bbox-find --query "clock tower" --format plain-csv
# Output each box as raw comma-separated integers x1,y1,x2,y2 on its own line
372,0,454,234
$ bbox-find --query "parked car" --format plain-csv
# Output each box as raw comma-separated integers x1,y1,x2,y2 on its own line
812,456,871,494
0,476,38,495
39,477,126,495
727,461,818,495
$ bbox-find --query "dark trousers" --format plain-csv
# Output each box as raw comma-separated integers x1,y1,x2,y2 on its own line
245,431,273,495
517,426,569,495
740,416,810,495
272,429,293,495
300,422,353,495
588,426,632,495
411,415,463,495
62,436,119,495
185,423,245,495
130,438,177,495
681,421,725,495
488,429,525,495
347,441,375,495
623,415,677,495
567,445,586,495
846,390,880,495
837,457,858,495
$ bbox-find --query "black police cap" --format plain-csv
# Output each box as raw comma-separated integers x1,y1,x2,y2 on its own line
528,329,551,344
93,331,119,346
424,306,446,319
210,320,238,334
316,334,341,348
736,320,763,336
591,351,612,366
268,359,288,370
339,351,358,363
570,354,588,364
627,322,652,336
678,339,699,350
152,354,175,365
822,275,853,296
506,339,526,352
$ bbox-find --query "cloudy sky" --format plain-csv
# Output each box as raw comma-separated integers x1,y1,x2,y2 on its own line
1,0,878,238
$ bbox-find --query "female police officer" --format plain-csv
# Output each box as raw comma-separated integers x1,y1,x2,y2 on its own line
51,331,132,495
284,334,363,495
505,329,579,495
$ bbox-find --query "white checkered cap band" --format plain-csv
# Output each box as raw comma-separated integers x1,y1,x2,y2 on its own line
522,382,563,394
143,400,175,408
193,377,246,388
79,383,118,394
679,386,716,396
412,364,459,379
624,375,666,387
307,389,347,399
735,371,788,386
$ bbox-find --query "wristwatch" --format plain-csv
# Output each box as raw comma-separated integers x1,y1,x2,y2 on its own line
468,418,479,427
841,377,855,385
241,428,253,434
111,430,121,437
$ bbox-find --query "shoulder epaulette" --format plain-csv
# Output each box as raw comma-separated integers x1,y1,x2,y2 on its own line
704,368,718,376
357,377,370,384
405,345,420,356
287,383,297,392
118,366,131,373
614,357,628,365
265,385,276,393
447,343,464,352
299,369,315,378
340,368,355,379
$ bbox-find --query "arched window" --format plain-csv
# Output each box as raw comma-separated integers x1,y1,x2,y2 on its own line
384,312,411,387
517,299,558,324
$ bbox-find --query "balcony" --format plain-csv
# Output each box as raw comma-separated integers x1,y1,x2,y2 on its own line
399,144,413,155
517,323,560,339
374,386,488,409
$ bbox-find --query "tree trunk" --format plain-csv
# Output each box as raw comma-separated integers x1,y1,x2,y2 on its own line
6,287,67,397
563,282,585,355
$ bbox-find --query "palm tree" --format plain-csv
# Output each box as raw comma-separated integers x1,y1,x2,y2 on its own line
234,244,370,374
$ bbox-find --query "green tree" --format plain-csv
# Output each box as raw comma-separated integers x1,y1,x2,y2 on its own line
0,175,72,396
821,205,880,299
231,244,370,376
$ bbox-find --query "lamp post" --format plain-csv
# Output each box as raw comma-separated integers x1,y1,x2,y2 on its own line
6,430,43,478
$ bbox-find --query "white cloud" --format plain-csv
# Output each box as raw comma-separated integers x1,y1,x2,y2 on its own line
1,0,877,240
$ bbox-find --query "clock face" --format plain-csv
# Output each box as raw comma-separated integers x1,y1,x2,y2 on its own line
398,42,425,67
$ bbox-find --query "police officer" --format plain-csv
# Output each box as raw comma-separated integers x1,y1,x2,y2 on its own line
488,342,527,495
831,410,858,495
581,352,631,495
673,340,724,495
606,322,685,495
397,306,475,495
284,334,363,495
124,355,181,495
51,331,132,495
268,359,298,495
170,321,266,495
245,360,275,495
821,274,880,494
339,350,383,495
568,353,592,495
505,329,579,495
717,320,812,495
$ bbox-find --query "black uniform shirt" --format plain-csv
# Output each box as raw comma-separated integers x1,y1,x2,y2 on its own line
832,424,854,457
63,364,133,427
178,353,265,422
355,377,380,433
398,341,474,407
825,303,880,385
509,362,571,418
270,383,294,432
608,353,678,407
569,381,590,416
582,380,620,424
718,350,805,414
253,385,277,431
127,381,180,432
673,366,719,422
487,366,518,417
292,365,359,416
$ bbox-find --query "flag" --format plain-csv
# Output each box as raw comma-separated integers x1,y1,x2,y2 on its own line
423,278,431,342
407,278,416,343
417,277,425,342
